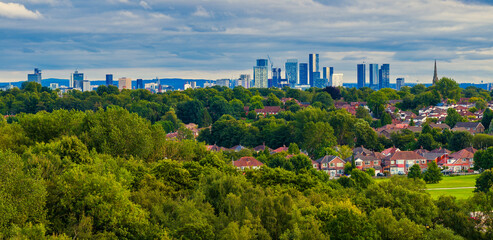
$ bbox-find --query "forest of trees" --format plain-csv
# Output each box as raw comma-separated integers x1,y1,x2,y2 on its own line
1,80,493,239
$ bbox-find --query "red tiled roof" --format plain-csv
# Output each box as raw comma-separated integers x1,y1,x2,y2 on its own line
381,147,400,155
390,151,427,160
271,145,289,153
449,149,475,159
234,157,264,168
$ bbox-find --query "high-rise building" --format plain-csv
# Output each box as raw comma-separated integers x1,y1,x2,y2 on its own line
272,68,281,87
254,59,268,88
357,64,366,89
82,80,91,92
299,63,308,86
136,79,144,89
118,77,132,90
27,68,42,84
396,78,405,90
238,74,250,88
309,53,319,87
72,70,84,89
106,74,113,86
433,60,439,85
313,72,327,88
216,79,231,88
285,59,298,87
332,74,343,87
379,64,390,89
369,64,379,88
322,67,334,87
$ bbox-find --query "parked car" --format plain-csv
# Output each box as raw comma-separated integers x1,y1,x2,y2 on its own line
398,171,405,175
376,173,385,177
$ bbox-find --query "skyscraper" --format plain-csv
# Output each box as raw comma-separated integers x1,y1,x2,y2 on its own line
136,79,144,89
82,80,91,92
106,74,113,86
254,59,268,88
369,64,379,88
379,64,390,89
272,68,281,88
396,78,405,90
72,70,84,89
299,63,308,85
238,74,250,88
309,54,319,87
433,60,439,85
119,77,132,90
285,59,298,87
332,74,343,87
27,68,42,84
357,64,366,89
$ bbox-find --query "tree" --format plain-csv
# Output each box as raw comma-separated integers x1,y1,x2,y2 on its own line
350,168,374,189
301,121,337,158
355,106,372,122
436,77,461,101
445,108,463,128
323,86,342,100
482,108,493,130
423,161,442,183
367,91,388,118
474,169,493,193
448,131,473,151
365,168,375,177
288,143,300,154
266,93,282,106
311,92,334,109
473,147,493,171
408,164,423,179
380,112,393,126
176,100,204,125
416,133,437,151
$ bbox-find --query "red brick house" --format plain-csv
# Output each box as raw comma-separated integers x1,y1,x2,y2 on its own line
351,152,384,175
383,151,427,175
444,148,476,172
233,157,264,170
315,155,346,177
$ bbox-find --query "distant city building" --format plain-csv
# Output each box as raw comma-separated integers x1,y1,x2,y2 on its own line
118,77,132,90
204,81,215,88
106,74,113,86
27,68,42,84
272,68,281,87
309,53,319,87
357,64,366,89
254,59,268,88
191,81,197,89
369,64,379,88
299,63,308,85
396,78,405,90
82,80,91,92
136,79,144,89
237,74,250,88
323,67,334,87
285,59,298,87
433,60,439,85
216,79,231,88
72,70,84,89
184,82,193,90
145,82,159,93
49,83,59,90
332,74,343,87
379,64,390,89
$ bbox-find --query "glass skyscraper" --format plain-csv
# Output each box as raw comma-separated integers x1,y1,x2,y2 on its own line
254,59,269,88
369,64,379,89
299,63,308,86
396,78,405,90
379,64,390,89
309,53,319,87
285,59,298,88
27,68,42,84
72,70,84,89
136,79,144,89
357,64,366,89
106,74,113,86
323,67,334,86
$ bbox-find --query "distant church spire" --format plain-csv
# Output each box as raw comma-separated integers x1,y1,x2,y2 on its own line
433,60,439,85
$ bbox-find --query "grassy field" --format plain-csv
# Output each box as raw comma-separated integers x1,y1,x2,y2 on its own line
374,174,479,200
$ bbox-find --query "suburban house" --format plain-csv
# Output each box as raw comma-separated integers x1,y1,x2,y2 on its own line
453,122,485,134
271,145,289,154
383,151,427,175
352,152,384,175
233,157,264,170
255,106,282,116
315,155,346,177
253,143,270,152
381,147,400,156
444,148,477,173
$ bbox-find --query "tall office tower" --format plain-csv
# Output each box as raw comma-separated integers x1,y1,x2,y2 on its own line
313,72,327,88
72,70,84,89
369,64,379,88
27,68,42,84
272,68,281,87
118,77,132,90
191,81,197,89
396,78,405,90
82,80,91,92
285,59,298,87
216,79,231,88
433,60,439,85
357,64,366,89
136,79,144,89
239,74,250,88
106,74,113,86
254,59,268,88
379,64,390,89
309,53,319,87
332,73,343,87
299,63,308,85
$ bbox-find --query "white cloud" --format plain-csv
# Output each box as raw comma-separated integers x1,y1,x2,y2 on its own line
139,0,151,10
0,2,42,19
192,6,212,17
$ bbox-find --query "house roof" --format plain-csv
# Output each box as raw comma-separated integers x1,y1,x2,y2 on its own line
430,147,451,154
253,144,269,152
316,155,343,164
271,145,289,153
414,148,429,155
455,122,483,129
381,147,400,156
353,146,373,155
390,151,427,160
429,123,450,130
234,157,264,168
422,152,447,161
449,149,475,159
255,106,282,114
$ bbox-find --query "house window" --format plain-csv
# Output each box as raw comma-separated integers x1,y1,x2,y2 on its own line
330,163,335,167
422,160,426,164
391,160,395,164
397,160,404,164
365,161,370,165
337,163,343,167
313,164,318,168
374,160,379,165
322,163,327,167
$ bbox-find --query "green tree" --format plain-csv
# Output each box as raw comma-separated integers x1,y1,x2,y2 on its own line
350,168,374,189
311,92,334,109
266,93,282,106
474,147,493,171
445,108,463,128
288,143,300,154
367,91,389,118
423,161,442,183
176,100,204,125
408,164,423,179
448,131,473,151
474,169,493,193
482,108,493,130
301,121,337,158
416,133,437,151
436,77,461,101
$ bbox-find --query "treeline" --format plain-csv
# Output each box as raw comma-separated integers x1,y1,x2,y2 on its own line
1,108,493,239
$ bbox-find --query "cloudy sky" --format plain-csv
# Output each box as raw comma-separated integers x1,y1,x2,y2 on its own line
1,0,493,83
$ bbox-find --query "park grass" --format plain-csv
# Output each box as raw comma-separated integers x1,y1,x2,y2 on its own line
426,188,475,200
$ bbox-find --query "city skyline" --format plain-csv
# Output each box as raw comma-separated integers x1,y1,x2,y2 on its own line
1,0,493,83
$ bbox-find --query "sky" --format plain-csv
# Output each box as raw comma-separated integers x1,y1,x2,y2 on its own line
1,0,493,83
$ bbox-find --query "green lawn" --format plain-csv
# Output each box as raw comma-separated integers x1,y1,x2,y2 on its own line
426,188,475,200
